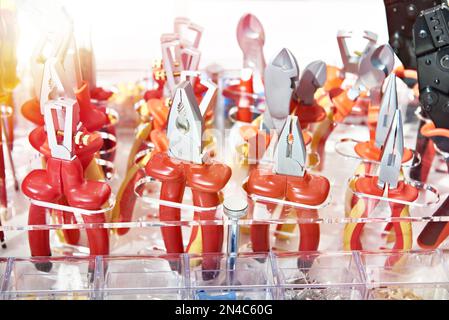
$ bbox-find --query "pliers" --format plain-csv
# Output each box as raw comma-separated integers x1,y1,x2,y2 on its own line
344,84,419,251
246,115,330,252
21,60,111,270
145,79,231,277
21,25,108,186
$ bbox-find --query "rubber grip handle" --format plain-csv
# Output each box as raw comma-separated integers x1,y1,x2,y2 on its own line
344,197,380,251
297,208,320,251
389,203,412,251
114,167,146,236
82,213,109,255
250,201,280,252
192,190,222,280
28,204,51,257
159,180,185,254
61,209,81,245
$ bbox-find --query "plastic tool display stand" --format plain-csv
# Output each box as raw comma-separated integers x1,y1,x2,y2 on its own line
1,68,449,299
0,250,447,300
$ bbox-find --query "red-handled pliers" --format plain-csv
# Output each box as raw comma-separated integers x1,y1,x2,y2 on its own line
22,98,111,264
344,102,418,252
21,58,111,266
247,116,330,252
145,79,230,278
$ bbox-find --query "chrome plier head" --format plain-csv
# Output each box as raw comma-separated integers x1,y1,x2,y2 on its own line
296,60,327,105
167,81,203,164
375,73,398,148
337,30,378,75
264,48,299,133
378,106,404,190
40,57,76,115
167,78,217,164
44,97,80,161
357,44,395,91
274,115,306,177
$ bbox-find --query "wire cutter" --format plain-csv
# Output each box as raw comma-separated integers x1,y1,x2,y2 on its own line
263,48,300,134
323,30,378,95
145,79,231,277
343,96,419,251
292,60,329,169
23,56,110,253
21,59,111,270
331,43,395,124
241,48,312,169
246,115,330,252
293,60,327,126
412,3,449,249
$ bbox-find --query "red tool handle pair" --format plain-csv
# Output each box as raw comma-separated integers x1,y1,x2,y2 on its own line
247,168,329,252
146,152,231,276
22,157,111,258
344,176,418,251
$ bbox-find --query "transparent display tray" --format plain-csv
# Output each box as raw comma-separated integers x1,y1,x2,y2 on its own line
0,250,448,300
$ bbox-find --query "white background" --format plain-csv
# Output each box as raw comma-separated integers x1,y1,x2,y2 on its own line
15,0,390,72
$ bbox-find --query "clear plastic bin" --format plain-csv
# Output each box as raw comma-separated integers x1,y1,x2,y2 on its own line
274,252,365,300
3,257,97,300
101,255,186,300
189,253,276,300
361,250,449,300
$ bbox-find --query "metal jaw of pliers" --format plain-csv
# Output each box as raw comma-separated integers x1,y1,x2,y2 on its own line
344,98,419,252
30,57,103,169
331,43,395,123
161,18,203,96
236,13,266,80
383,0,443,70
293,60,329,169
145,80,231,277
295,61,327,106
247,115,330,253
337,30,378,76
351,73,413,165
412,3,449,249
263,48,299,134
21,83,111,268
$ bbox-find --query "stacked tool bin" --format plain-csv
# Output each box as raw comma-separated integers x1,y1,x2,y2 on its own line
0,0,449,300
